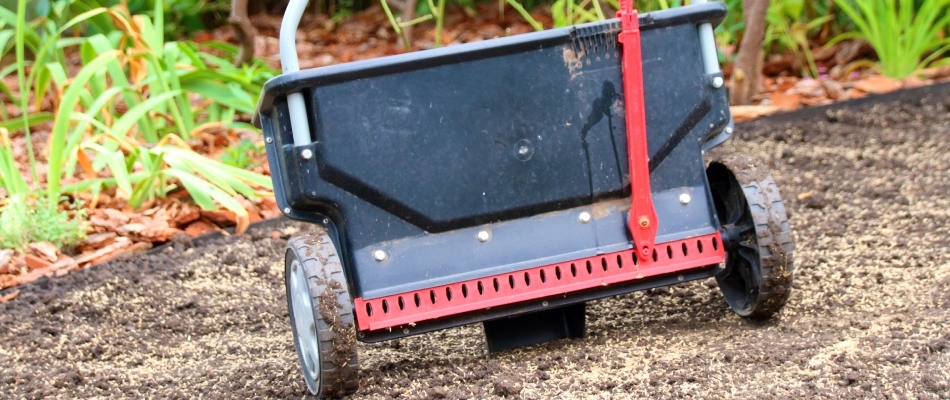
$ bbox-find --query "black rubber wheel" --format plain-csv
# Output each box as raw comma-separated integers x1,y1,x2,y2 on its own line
707,154,794,318
285,231,359,398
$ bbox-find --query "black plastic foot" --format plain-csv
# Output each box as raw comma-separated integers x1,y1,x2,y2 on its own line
483,303,586,353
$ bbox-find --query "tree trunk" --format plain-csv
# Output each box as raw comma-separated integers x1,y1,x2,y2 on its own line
229,0,256,66
729,0,769,105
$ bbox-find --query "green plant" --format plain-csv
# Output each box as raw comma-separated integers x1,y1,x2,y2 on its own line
219,139,264,169
551,0,615,28
832,0,950,79
765,0,834,77
1,0,276,242
504,0,543,30
380,0,433,50
0,195,86,251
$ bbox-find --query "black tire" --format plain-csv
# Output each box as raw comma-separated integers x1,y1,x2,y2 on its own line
285,231,359,398
707,154,794,318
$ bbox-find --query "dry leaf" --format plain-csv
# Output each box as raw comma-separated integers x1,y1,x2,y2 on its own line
730,105,780,122
75,237,133,265
770,91,802,110
853,75,902,94
25,254,52,270
185,220,216,237
81,232,118,252
102,208,132,225
0,289,19,303
0,275,16,290
792,79,826,98
28,242,59,263
0,249,12,269
49,255,78,271
821,79,847,101
201,210,238,226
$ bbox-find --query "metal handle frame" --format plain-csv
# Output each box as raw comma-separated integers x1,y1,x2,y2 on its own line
281,0,313,147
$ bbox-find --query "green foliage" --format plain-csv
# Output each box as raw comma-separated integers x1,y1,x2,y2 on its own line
0,0,276,248
219,139,264,170
0,196,86,251
504,0,543,30
379,0,433,50
765,0,834,77
832,0,950,79
128,0,230,38
551,0,616,28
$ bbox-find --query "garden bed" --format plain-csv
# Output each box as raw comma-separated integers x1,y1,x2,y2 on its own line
1,83,948,398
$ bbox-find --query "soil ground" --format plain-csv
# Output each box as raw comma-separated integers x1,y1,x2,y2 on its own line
1,85,949,399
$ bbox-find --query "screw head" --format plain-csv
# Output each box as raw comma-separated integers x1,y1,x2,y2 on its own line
639,216,651,228
373,250,387,262
283,207,291,214
712,76,724,88
477,230,491,243
265,137,274,144
725,126,734,135
578,211,592,224
679,193,692,205
322,218,329,224
301,149,313,160
542,301,549,307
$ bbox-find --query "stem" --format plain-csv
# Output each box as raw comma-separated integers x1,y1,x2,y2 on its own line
15,0,41,188
435,0,446,47
380,0,410,51
505,0,543,31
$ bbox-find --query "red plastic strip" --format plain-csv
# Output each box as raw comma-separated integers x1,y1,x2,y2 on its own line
617,0,659,261
354,233,726,332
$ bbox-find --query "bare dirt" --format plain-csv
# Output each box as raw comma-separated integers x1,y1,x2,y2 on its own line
2,85,949,398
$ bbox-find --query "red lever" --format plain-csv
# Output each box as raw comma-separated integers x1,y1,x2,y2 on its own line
617,0,658,261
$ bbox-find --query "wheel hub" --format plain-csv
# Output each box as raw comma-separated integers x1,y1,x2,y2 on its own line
289,260,321,387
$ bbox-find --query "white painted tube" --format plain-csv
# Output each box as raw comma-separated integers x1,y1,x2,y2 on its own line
691,0,722,74
280,0,313,146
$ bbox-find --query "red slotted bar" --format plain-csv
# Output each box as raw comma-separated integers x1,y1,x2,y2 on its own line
617,0,659,261
353,233,725,332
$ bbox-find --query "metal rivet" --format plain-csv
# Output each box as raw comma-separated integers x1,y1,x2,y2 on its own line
542,301,549,307
265,137,274,144
677,275,684,282
301,149,313,160
373,250,387,262
403,328,409,334
712,76,724,88
477,230,491,243
322,218,329,224
679,193,692,205
639,216,650,228
578,211,592,224
725,126,734,135
283,207,291,214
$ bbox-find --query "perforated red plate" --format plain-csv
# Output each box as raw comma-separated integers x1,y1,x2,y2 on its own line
354,233,726,332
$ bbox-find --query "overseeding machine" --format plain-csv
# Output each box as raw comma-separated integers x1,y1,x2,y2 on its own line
254,0,794,396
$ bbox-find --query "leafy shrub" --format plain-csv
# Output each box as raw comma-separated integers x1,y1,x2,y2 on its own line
0,0,276,247
832,0,950,79
0,196,86,251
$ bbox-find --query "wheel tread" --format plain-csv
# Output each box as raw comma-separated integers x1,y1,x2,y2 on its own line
709,154,795,319
286,230,360,398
